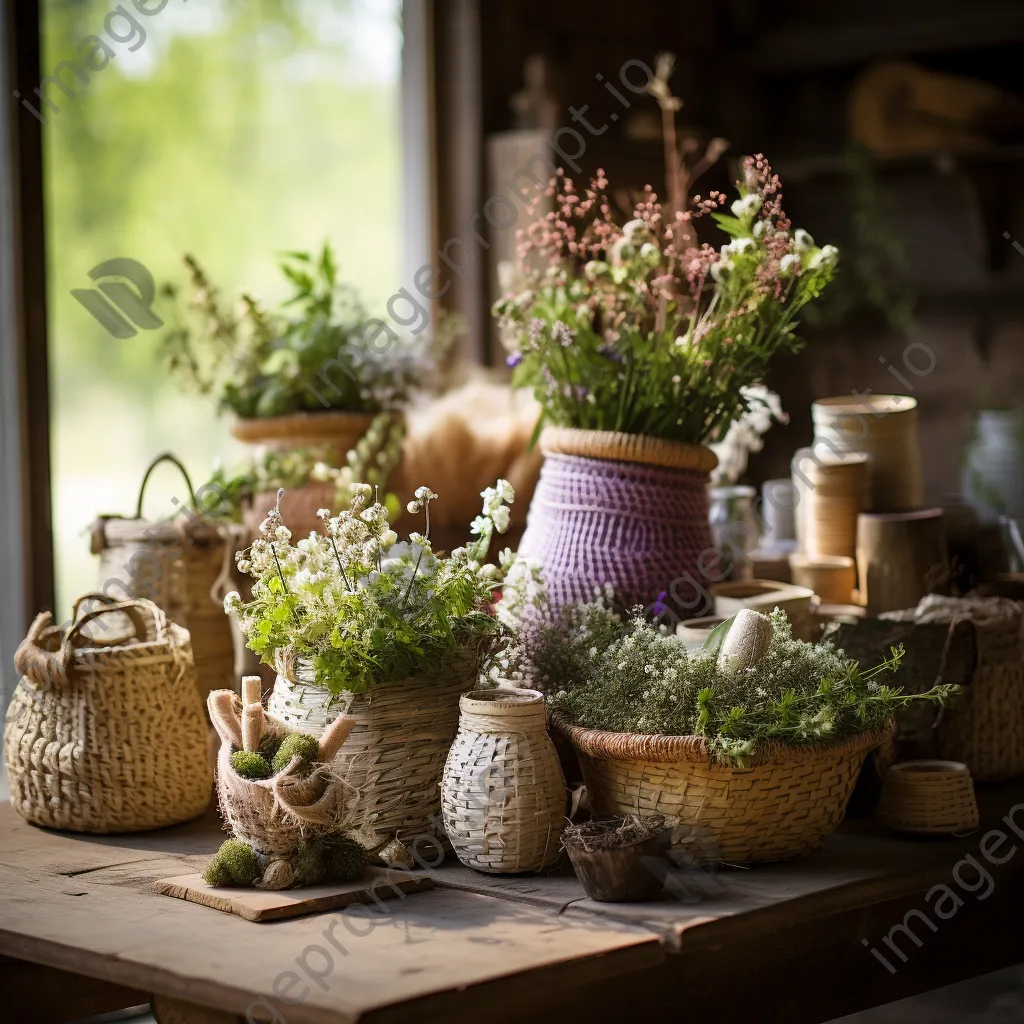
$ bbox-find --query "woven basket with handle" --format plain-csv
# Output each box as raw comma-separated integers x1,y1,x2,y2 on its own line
90,452,243,699
4,598,211,833
553,713,891,863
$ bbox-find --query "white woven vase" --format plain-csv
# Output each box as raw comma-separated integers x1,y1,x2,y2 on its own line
441,688,566,874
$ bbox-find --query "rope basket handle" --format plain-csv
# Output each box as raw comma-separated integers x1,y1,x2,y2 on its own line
136,452,197,519
13,600,158,690
71,591,124,622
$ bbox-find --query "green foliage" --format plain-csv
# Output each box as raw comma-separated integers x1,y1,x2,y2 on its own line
160,243,443,419
230,749,272,781
225,481,522,694
204,839,261,887
512,602,960,766
494,158,838,446
272,732,320,775
322,836,366,883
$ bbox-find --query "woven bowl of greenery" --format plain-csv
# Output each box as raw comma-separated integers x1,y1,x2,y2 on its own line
506,601,959,865
553,714,891,863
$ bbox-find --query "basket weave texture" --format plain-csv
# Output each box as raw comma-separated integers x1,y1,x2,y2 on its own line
4,599,211,833
553,713,890,863
441,689,566,873
518,429,717,619
269,652,478,841
876,760,979,834
883,595,1024,781
91,453,241,698
231,409,375,464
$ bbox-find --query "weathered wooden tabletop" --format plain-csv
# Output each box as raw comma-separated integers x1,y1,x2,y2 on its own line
4,784,1024,1024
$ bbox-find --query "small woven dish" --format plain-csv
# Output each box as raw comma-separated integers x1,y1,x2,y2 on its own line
876,760,979,835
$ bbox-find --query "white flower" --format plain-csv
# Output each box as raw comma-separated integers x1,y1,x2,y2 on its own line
730,192,762,221
469,515,489,536
710,260,732,283
316,508,331,520
222,591,242,614
794,228,814,252
495,479,515,503
810,243,839,269
639,242,658,259
274,525,292,543
491,506,511,533
752,219,767,238
381,530,398,549
407,500,421,514
480,487,502,515
780,253,802,276
621,218,646,242
414,485,438,502
477,564,499,581
722,237,755,256
584,260,608,280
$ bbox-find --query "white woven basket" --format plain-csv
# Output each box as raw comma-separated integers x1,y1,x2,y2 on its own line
442,689,566,874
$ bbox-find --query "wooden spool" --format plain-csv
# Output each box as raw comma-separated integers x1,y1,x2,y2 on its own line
856,509,948,615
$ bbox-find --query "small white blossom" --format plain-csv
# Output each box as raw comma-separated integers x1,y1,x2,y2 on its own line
794,228,814,252
730,192,762,221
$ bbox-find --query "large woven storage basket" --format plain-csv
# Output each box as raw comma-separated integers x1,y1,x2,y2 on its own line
91,453,242,699
553,714,890,863
268,651,478,841
882,595,1024,781
4,599,212,833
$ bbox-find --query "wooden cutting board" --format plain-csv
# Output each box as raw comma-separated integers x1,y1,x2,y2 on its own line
154,868,433,922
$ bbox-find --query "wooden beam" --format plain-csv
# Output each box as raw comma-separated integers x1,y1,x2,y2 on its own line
0,0,54,701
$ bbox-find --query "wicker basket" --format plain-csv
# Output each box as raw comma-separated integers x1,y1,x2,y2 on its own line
876,760,979,835
90,453,243,699
883,595,1024,781
267,651,478,841
231,409,375,465
441,689,566,873
4,599,211,833
553,714,891,863
208,685,356,889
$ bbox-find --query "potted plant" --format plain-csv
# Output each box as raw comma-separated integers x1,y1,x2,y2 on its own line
494,62,838,619
503,600,959,863
562,815,670,902
223,479,526,845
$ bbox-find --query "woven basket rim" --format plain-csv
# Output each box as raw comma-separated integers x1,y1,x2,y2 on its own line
93,515,225,546
551,710,893,767
231,409,378,444
540,427,719,473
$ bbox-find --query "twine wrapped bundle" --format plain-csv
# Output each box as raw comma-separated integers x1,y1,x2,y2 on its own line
269,651,478,841
209,680,357,890
883,595,1024,781
441,689,566,873
876,760,979,835
91,453,242,698
518,428,717,619
4,599,211,833
553,715,890,863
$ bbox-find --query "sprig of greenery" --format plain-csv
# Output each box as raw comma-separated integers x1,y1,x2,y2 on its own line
507,602,959,765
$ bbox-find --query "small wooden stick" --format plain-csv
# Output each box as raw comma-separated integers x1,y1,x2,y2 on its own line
241,675,262,708
242,702,266,753
317,715,357,764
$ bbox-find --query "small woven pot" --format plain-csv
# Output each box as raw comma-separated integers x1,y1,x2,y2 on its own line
5,599,211,833
231,409,376,465
517,428,718,620
268,651,478,841
441,689,566,873
209,686,356,889
553,714,891,863
90,453,243,699
876,760,979,835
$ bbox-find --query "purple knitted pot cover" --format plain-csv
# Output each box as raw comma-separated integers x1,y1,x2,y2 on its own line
517,451,715,620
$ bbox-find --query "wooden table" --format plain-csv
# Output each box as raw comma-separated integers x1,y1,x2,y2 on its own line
4,784,1024,1024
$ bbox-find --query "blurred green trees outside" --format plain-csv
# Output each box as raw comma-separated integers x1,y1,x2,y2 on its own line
41,0,402,612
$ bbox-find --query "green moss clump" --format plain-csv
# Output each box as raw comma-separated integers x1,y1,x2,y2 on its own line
323,836,366,883
293,841,328,887
230,749,272,780
204,839,261,887
272,732,320,775
259,735,282,764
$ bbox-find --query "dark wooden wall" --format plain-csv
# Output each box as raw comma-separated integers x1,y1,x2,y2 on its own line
449,0,1024,504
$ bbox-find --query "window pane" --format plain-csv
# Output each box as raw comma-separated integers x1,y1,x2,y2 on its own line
40,0,403,613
